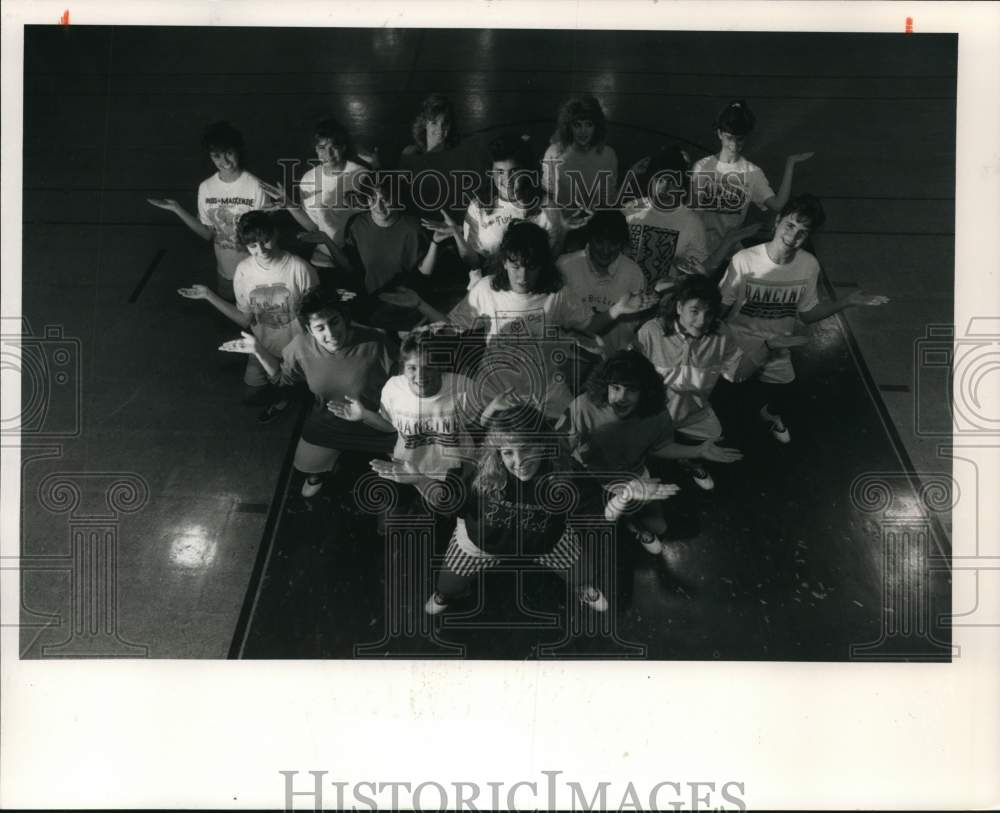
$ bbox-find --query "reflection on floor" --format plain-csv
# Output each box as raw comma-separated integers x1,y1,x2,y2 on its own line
19,27,955,660
237,338,952,661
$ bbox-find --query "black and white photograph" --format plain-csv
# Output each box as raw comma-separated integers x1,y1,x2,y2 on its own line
2,1,998,810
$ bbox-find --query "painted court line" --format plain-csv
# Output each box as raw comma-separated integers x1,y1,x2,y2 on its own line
127,248,167,303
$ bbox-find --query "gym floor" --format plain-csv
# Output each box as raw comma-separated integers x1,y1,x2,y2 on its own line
18,27,954,660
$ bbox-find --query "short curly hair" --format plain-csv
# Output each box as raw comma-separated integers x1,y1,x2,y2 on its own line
584,350,666,418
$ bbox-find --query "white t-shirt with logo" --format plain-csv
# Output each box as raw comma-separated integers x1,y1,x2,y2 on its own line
298,160,368,266
379,373,477,478
448,276,591,418
623,199,710,285
690,155,774,258
557,248,645,354
449,275,591,343
462,197,564,260
719,243,819,383
197,171,269,280
233,251,318,356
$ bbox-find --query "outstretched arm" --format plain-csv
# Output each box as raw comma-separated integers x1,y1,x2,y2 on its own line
763,152,815,212
604,476,680,522
799,290,890,325
648,439,744,464
260,180,314,231
177,284,251,329
218,331,281,378
417,240,440,277
378,286,450,324
296,230,362,277
328,395,397,432
147,198,213,241
421,210,480,268
583,288,660,336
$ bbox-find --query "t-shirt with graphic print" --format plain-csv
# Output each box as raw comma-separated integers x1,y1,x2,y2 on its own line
233,251,318,357
378,373,477,479
556,248,646,355
690,155,774,259
462,197,564,261
719,243,819,384
457,458,605,560
197,170,269,280
623,199,710,285
449,275,592,344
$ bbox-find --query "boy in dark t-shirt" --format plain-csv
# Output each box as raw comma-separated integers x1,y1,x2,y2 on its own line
300,173,442,332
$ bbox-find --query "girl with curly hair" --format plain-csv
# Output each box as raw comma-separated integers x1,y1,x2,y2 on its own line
541,95,619,210
559,350,742,552
382,222,657,418
425,401,663,616
402,93,461,156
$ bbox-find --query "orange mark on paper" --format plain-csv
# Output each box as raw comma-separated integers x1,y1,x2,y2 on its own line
905,16,913,34
59,9,70,25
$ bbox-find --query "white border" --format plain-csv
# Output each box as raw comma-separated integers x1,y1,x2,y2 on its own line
2,2,999,809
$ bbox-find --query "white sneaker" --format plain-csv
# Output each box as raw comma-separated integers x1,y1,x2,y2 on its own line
424,592,449,615
578,586,609,613
760,406,791,444
301,475,324,498
690,465,715,491
627,522,664,554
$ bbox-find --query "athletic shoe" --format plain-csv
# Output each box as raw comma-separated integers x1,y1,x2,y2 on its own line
257,399,289,424
578,586,609,613
301,474,324,498
690,464,715,491
627,521,664,555
760,405,791,444
424,592,449,615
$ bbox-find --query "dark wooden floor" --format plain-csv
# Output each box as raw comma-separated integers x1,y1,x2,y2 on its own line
19,27,954,659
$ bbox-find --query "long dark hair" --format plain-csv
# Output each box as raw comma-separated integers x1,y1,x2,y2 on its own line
490,221,562,294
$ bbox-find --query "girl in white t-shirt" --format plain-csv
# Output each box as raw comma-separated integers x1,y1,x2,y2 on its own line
147,121,275,301
690,100,815,268
368,327,478,533
382,221,657,419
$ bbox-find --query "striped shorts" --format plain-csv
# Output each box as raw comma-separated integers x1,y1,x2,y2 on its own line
443,524,583,577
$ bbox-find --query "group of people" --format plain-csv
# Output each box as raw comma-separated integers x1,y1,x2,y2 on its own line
150,94,889,616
